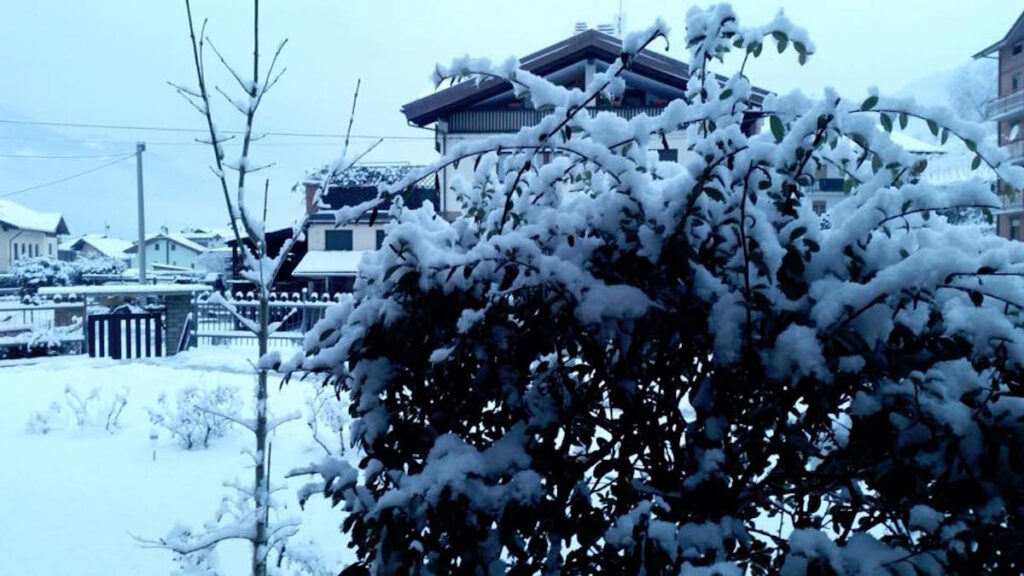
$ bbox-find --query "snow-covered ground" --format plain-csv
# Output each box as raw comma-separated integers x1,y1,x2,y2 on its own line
0,347,353,575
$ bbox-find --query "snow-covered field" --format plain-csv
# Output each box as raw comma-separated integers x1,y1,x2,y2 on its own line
0,347,352,575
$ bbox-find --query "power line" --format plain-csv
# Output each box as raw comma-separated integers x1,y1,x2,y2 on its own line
0,118,433,140
0,152,132,159
0,154,135,198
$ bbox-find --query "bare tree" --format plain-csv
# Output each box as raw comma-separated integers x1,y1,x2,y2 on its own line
139,1,376,574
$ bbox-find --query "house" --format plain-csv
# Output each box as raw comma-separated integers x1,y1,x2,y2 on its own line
401,27,769,219
296,164,437,293
180,227,232,249
975,10,1024,239
804,131,947,217
225,226,307,293
124,232,207,271
0,199,69,272
60,235,133,262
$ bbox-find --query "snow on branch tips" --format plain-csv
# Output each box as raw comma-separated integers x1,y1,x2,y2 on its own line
290,5,1024,575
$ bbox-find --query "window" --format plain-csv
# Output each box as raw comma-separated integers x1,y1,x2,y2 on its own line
376,230,386,250
657,148,678,162
171,243,176,251
153,242,160,251
325,230,353,251
20,244,26,256
812,200,828,215
1014,43,1023,56
1011,217,1021,240
33,244,39,257
1014,74,1022,92
48,244,53,256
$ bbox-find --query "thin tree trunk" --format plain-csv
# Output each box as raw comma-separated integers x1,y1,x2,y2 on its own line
253,288,269,575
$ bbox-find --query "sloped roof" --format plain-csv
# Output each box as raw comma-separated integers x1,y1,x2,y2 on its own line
0,199,68,234
124,233,207,254
67,235,134,259
974,10,1024,58
402,28,770,127
305,164,433,188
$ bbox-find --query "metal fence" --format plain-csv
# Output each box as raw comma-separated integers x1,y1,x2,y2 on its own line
192,292,342,349
0,296,90,356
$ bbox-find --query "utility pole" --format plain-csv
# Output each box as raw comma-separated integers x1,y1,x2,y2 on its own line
136,142,147,284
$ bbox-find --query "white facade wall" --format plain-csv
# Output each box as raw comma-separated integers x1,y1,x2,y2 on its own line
0,229,59,272
129,239,203,270
306,222,385,252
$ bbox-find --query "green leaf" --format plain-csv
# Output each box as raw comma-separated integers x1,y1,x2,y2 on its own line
704,187,726,202
793,41,807,54
965,139,977,152
871,155,882,173
927,119,939,136
898,112,908,129
843,179,855,194
880,113,893,133
751,42,763,57
970,290,983,307
972,155,982,170
770,115,785,142
789,226,807,241
860,95,879,111
719,88,733,100
940,128,949,145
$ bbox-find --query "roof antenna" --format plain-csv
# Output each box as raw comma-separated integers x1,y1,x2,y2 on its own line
617,0,623,37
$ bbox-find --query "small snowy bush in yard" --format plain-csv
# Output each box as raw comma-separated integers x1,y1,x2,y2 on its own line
290,5,1024,576
27,385,128,433
148,385,242,450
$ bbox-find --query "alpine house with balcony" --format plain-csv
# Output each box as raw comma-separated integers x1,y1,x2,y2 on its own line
401,27,770,220
975,9,1024,239
296,164,437,292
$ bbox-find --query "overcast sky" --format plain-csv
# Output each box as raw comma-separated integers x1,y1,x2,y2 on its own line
0,1,1019,238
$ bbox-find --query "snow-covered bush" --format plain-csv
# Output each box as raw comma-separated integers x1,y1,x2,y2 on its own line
290,5,1024,575
26,385,128,433
8,256,126,292
25,401,64,435
9,257,75,291
73,255,127,279
148,385,242,450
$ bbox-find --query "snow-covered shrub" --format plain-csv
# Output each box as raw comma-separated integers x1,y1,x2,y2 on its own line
304,385,349,456
72,255,127,280
25,401,64,435
26,386,128,433
290,6,1024,575
64,384,128,431
9,257,75,291
148,385,242,449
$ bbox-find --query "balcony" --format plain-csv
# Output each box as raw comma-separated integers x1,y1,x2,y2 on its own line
448,106,666,134
985,91,1024,122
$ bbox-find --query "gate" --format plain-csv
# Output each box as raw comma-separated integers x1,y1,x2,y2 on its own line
87,311,164,359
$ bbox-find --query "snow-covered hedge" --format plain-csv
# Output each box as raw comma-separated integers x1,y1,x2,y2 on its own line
291,6,1024,575
8,256,126,292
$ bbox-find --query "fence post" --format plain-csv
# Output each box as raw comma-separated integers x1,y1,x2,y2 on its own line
81,297,89,356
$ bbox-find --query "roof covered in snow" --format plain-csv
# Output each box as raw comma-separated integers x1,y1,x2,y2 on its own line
124,233,208,254
0,199,69,234
293,250,367,278
38,283,211,296
64,235,134,259
402,28,770,127
305,164,433,188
